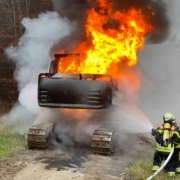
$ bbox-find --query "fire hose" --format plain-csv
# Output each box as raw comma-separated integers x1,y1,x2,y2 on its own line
146,144,175,180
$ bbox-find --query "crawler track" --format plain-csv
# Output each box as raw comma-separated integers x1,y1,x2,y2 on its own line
91,128,115,155
27,124,115,155
27,124,49,149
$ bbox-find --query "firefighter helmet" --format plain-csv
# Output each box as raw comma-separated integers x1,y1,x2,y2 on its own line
163,112,175,123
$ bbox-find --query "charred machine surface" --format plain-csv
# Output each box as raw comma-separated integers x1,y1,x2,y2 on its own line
27,54,116,154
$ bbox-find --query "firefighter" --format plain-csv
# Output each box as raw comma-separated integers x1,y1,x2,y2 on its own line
166,118,180,173
171,120,180,174
173,132,180,173
151,112,180,177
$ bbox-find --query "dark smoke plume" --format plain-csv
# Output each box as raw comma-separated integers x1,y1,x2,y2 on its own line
51,0,90,52
108,0,169,43
52,0,169,50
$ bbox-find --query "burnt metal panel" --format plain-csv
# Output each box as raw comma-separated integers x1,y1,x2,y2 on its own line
38,76,113,109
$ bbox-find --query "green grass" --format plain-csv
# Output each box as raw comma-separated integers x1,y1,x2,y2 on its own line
126,160,180,180
0,127,27,159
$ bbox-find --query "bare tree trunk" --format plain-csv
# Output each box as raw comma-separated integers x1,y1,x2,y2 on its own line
0,0,53,50
17,0,22,35
0,0,53,107
2,0,13,28
11,0,17,45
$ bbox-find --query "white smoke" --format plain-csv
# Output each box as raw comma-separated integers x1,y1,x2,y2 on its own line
138,0,180,128
19,83,39,114
104,70,153,134
6,12,74,89
166,0,180,48
3,11,75,125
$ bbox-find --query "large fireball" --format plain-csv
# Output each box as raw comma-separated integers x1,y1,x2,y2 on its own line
58,0,154,77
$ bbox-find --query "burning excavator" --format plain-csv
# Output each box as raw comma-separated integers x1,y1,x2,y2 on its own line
27,53,117,154
27,0,154,154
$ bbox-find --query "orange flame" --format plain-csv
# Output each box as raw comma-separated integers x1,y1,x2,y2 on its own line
58,0,154,77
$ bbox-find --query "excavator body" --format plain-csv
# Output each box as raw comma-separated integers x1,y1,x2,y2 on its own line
27,54,117,154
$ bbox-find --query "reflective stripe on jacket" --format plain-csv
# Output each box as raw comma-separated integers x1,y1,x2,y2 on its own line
174,131,180,148
155,126,180,152
156,129,173,153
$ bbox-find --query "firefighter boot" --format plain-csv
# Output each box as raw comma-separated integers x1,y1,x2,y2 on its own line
152,165,159,171
168,171,175,177
176,166,180,174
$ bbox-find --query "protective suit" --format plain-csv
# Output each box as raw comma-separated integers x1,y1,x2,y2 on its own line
151,112,180,177
172,129,180,173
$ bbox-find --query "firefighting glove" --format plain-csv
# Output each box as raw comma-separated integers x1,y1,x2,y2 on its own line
172,134,180,143
155,133,163,144
169,137,175,143
151,128,157,136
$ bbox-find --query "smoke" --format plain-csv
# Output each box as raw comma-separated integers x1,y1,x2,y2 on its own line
108,0,169,43
51,0,170,47
5,12,74,89
51,0,90,52
166,0,180,48
2,103,35,133
3,12,75,126
32,72,152,148
138,0,180,128
58,68,153,146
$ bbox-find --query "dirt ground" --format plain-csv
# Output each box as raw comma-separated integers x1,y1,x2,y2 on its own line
0,145,142,180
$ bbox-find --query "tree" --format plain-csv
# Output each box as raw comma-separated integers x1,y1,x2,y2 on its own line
0,0,53,51
0,0,53,114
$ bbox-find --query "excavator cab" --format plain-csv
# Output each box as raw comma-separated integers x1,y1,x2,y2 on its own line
38,54,114,109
